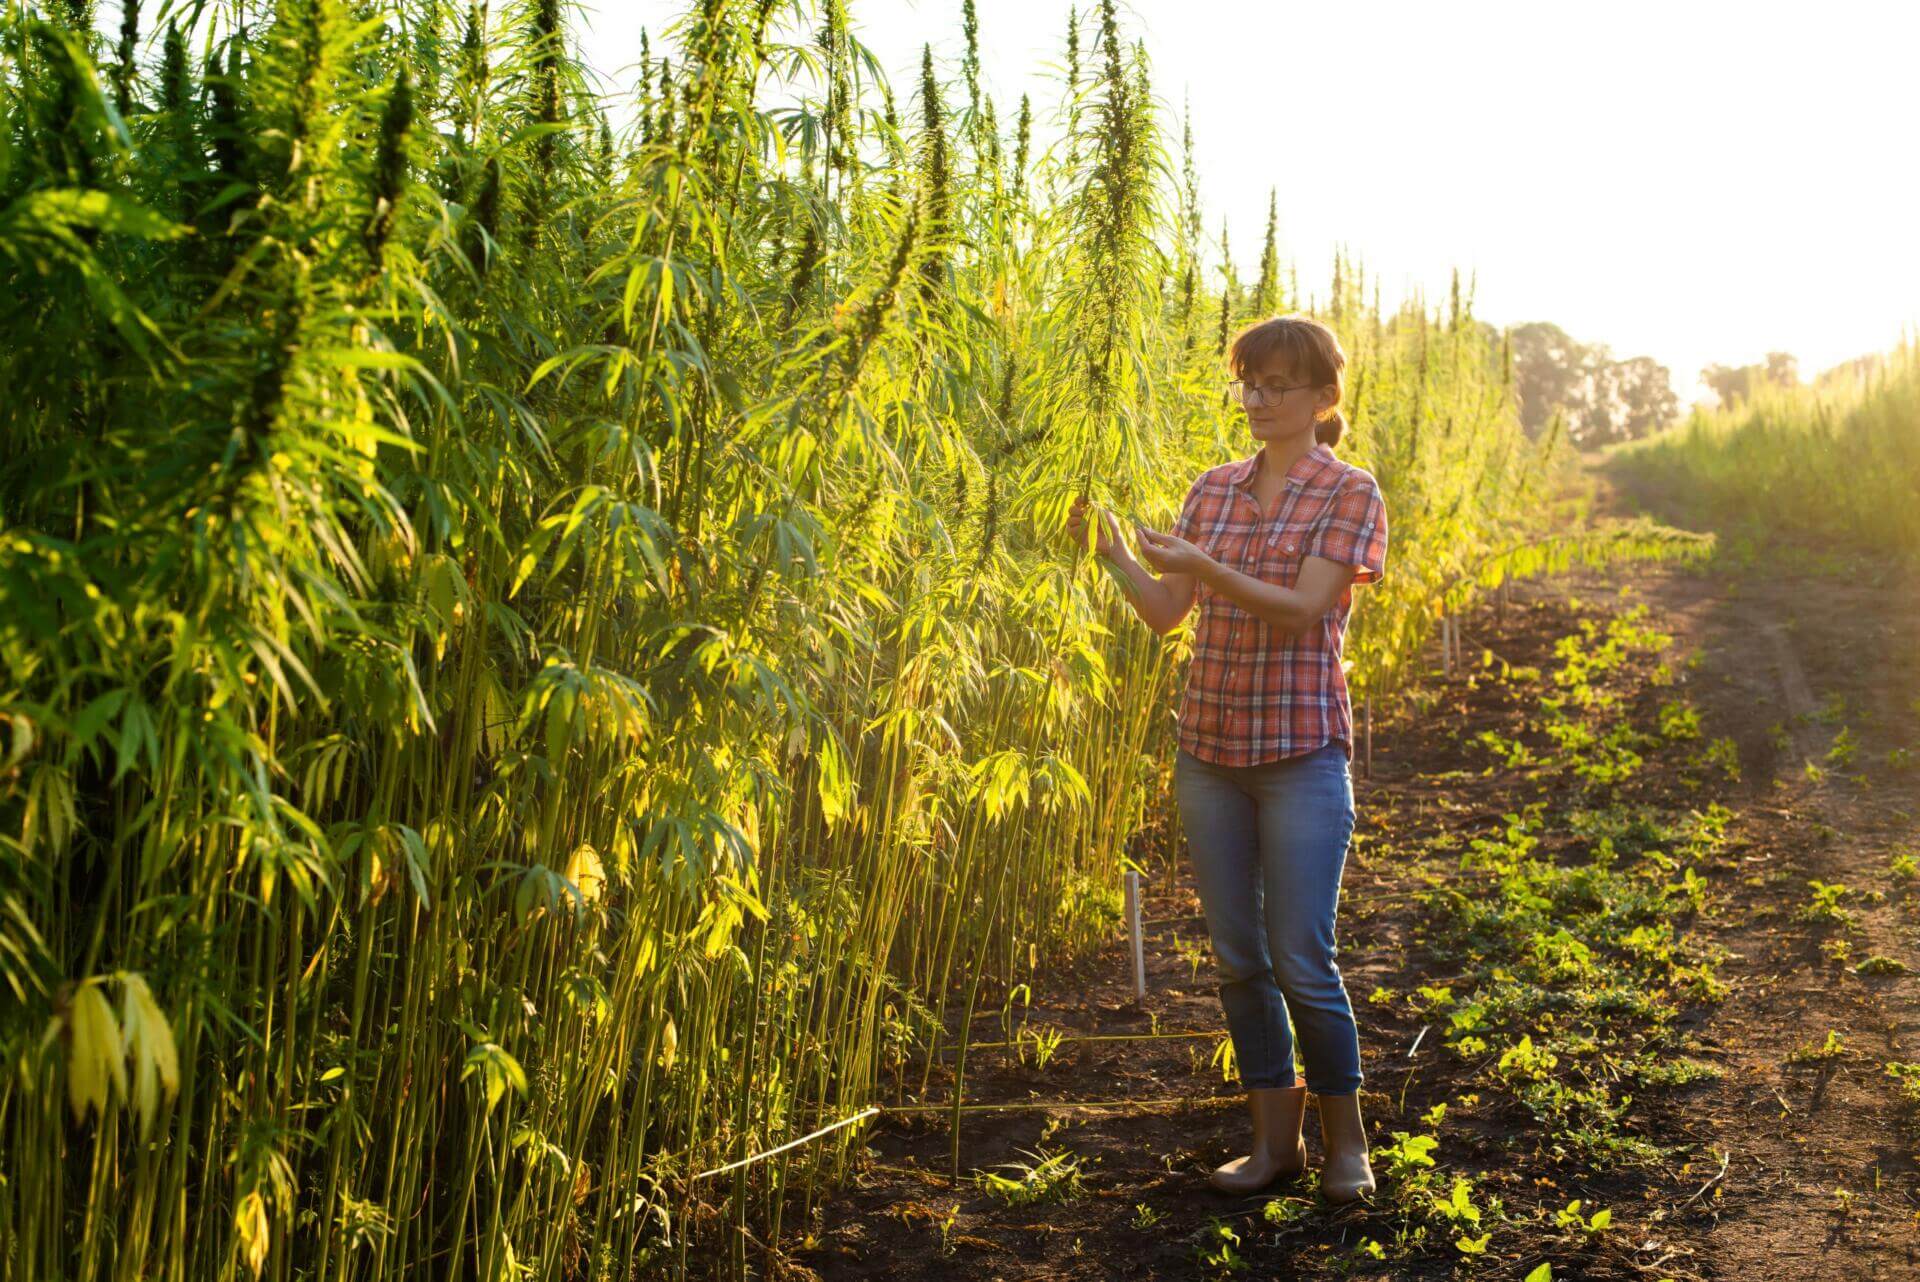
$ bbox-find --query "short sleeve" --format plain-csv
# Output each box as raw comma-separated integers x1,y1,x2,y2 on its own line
1304,475,1388,585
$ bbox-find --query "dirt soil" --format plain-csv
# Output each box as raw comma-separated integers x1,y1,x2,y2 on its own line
768,494,1920,1281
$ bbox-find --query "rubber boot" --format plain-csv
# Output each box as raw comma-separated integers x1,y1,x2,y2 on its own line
1208,1076,1309,1193
1316,1089,1377,1204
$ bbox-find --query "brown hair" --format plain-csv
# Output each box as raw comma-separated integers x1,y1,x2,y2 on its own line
1228,313,1349,447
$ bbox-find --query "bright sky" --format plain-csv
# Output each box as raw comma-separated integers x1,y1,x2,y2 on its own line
579,0,1920,406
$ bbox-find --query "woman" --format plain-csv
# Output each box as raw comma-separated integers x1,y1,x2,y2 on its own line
1067,313,1387,1202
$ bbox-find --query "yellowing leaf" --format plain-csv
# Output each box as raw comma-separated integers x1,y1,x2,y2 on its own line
120,972,180,1136
816,731,853,828
235,1189,270,1277
64,981,125,1125
564,844,605,905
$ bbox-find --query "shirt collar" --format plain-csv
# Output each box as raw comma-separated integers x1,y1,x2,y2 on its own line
1228,441,1334,491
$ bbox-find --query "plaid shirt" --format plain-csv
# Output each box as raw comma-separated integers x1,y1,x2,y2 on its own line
1171,442,1388,767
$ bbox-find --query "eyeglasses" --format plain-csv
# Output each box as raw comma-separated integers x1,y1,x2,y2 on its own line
1227,378,1312,407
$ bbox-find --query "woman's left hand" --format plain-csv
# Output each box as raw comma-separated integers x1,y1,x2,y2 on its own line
1136,527,1213,576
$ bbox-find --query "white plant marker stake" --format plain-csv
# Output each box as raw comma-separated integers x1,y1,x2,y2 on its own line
1126,870,1146,1001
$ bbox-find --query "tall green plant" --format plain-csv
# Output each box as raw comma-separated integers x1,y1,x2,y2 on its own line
0,3,1696,1280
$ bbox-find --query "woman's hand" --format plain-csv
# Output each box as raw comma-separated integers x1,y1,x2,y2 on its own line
1136,527,1213,577
1067,495,1124,559
1068,505,1203,635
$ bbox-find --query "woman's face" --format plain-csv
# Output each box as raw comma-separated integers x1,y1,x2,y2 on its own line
1237,356,1338,447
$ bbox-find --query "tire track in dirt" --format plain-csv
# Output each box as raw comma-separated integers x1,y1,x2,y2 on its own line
1611,546,1920,1279
1628,564,1920,1274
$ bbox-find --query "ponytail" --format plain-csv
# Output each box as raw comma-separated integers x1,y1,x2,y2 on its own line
1314,409,1346,448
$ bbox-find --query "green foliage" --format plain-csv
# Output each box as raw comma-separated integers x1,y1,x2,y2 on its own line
1884,1061,1920,1104
0,4,1706,1278
1194,1218,1245,1275
1798,879,1857,926
1787,1029,1846,1063
1410,622,1736,1172
1554,1198,1613,1234
973,1146,1086,1206
1608,338,1920,567
1377,1130,1439,1181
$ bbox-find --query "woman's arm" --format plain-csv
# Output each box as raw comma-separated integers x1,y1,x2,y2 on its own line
1109,542,1199,635
1136,473,1386,635
1136,529,1359,636
1191,554,1359,635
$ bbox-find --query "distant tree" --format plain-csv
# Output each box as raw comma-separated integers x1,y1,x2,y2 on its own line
1510,322,1678,445
1700,362,1753,408
1510,322,1592,436
1701,351,1799,409
1606,356,1680,443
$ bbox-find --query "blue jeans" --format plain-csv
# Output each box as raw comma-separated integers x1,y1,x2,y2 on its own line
1174,741,1364,1094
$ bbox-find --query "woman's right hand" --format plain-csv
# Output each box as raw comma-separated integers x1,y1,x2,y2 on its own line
1067,495,1123,559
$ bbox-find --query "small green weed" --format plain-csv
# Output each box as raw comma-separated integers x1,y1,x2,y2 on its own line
1658,700,1701,740
1826,727,1858,768
1788,1029,1846,1063
1260,1196,1309,1227
1194,1219,1243,1274
1553,1198,1613,1234
1699,735,1741,779
1883,1061,1920,1103
1376,1130,1438,1182
1018,1025,1065,1071
1174,935,1209,982
974,1147,1086,1207
1476,728,1537,768
1798,879,1855,926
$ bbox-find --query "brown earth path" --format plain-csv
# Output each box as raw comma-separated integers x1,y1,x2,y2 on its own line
767,489,1920,1281
1594,477,1920,1279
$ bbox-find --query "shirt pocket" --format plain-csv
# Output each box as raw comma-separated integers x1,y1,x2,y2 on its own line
1255,513,1318,588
